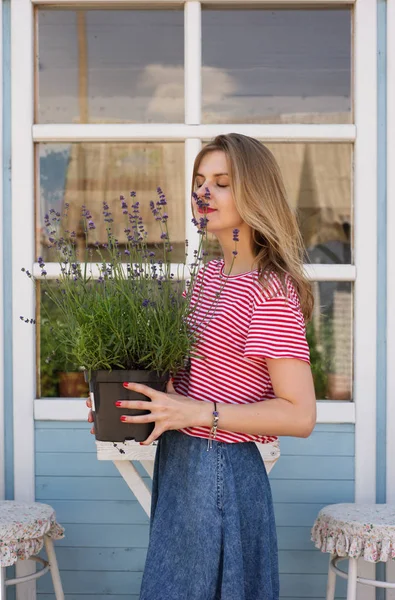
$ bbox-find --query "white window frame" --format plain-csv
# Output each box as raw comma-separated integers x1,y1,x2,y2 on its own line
387,0,395,506
11,2,377,595
0,0,4,502
385,3,394,595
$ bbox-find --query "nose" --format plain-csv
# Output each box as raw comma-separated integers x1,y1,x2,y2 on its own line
196,184,211,201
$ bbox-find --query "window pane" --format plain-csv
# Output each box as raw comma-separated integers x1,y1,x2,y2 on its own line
203,142,352,265
37,9,184,124
37,281,89,398
37,280,353,400
267,143,352,264
309,281,353,401
37,143,185,262
202,8,352,124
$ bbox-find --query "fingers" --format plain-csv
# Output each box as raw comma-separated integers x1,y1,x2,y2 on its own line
140,427,163,446
85,385,164,443
86,396,95,434
119,413,155,424
122,382,155,399
166,378,175,394
87,394,94,426
115,400,151,411
117,394,159,444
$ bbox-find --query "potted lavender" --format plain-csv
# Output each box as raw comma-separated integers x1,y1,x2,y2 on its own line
22,189,236,443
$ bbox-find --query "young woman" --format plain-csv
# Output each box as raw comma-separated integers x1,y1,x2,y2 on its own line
87,133,317,600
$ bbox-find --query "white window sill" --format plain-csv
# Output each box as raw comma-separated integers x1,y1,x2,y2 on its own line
34,399,356,424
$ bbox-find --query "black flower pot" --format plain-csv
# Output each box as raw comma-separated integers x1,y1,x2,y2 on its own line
85,369,168,443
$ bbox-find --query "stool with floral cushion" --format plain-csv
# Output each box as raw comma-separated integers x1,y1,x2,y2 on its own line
0,501,65,599
311,503,395,600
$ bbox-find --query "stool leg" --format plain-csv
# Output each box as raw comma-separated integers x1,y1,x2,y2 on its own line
326,554,336,600
0,567,6,600
44,536,64,600
346,557,358,600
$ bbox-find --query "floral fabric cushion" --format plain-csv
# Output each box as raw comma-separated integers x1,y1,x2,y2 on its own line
0,501,64,567
311,503,395,563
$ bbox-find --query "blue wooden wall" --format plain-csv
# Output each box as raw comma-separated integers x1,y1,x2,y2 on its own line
34,422,353,599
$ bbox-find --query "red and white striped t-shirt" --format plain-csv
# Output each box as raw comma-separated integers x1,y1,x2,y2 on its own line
174,259,310,444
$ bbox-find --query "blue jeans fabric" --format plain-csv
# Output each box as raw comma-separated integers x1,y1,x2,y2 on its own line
139,430,279,600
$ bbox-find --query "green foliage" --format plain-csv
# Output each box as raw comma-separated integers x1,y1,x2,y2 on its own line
24,192,232,379
39,293,88,396
47,277,193,376
39,316,60,397
306,316,333,399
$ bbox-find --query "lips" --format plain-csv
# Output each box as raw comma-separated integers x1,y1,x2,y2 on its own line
197,208,217,214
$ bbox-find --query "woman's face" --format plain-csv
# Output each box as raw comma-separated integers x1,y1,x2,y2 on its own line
194,151,245,236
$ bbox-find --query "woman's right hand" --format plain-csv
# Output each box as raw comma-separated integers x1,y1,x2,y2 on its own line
86,397,95,435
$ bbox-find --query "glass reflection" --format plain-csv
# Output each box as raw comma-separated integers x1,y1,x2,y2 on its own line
309,282,353,400
204,142,352,265
202,8,352,124
266,143,352,264
37,279,353,400
37,143,185,262
37,9,184,123
37,281,89,398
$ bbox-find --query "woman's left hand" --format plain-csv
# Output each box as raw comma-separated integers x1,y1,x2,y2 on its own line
116,380,209,445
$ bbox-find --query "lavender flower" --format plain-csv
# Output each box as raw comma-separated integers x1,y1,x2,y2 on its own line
22,186,221,376
156,187,167,206
197,216,209,234
82,206,92,220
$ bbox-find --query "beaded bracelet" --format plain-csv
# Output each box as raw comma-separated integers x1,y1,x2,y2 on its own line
207,401,219,450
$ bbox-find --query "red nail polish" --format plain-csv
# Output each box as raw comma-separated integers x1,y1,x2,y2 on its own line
115,401,122,407
122,382,129,388
120,416,128,422
139,442,144,445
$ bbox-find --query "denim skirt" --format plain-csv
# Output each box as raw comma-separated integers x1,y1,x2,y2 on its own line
139,430,279,600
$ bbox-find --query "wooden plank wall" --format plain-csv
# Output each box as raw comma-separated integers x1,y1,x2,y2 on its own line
34,422,354,600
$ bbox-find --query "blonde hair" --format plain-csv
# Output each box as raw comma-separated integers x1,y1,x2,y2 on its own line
192,133,314,322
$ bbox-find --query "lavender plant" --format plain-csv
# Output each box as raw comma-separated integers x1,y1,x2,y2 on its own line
22,188,238,378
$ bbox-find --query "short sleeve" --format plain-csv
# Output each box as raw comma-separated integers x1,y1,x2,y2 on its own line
244,297,310,364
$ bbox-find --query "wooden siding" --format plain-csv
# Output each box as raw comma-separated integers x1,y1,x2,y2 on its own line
34,422,354,599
